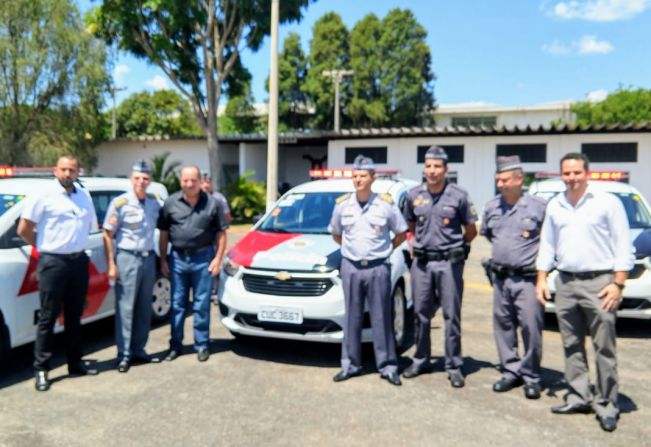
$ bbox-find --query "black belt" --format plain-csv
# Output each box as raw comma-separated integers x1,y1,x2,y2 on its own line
413,246,466,262
172,245,213,256
345,258,388,268
41,251,85,260
558,270,613,280
118,248,153,257
488,261,536,278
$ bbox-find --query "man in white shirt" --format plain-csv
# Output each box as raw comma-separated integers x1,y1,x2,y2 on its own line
536,153,634,432
18,155,100,391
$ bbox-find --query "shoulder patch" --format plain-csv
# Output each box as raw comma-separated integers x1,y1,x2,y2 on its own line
379,193,394,204
114,197,128,209
336,193,351,204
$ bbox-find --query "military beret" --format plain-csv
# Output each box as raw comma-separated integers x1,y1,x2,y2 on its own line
352,155,375,171
424,146,448,161
496,155,522,173
132,159,153,174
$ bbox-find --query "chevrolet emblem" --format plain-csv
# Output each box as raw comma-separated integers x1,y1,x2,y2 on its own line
275,271,292,281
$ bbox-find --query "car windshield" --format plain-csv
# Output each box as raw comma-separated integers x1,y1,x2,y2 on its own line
0,194,24,218
259,192,342,234
532,190,651,229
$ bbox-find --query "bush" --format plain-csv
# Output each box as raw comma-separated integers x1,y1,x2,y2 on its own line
226,170,266,221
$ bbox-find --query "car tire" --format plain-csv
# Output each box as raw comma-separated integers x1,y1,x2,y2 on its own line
0,314,10,371
151,273,172,323
392,283,411,352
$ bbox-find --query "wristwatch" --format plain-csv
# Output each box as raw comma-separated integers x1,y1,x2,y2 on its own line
613,281,625,291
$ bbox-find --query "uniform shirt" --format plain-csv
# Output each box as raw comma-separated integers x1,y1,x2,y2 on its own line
157,190,227,250
329,192,407,262
20,179,98,254
536,185,634,273
403,182,478,251
103,190,161,251
481,193,546,268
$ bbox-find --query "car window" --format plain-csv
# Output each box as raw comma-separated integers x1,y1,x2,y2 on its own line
0,218,25,249
259,192,340,234
90,191,125,230
0,194,25,218
616,193,651,229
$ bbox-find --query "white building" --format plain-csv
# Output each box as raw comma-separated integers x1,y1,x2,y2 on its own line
433,101,575,128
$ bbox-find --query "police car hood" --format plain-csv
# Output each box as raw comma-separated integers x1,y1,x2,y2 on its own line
228,230,341,271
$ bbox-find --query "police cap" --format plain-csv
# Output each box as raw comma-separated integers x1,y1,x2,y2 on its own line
424,146,448,161
132,159,153,174
352,155,375,171
496,155,522,173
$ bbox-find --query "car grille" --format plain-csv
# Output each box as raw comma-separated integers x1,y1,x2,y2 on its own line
234,313,341,334
241,273,334,296
628,263,647,280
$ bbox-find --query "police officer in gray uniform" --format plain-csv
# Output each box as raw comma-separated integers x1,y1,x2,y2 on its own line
402,146,478,388
329,155,408,386
103,160,162,372
481,155,546,399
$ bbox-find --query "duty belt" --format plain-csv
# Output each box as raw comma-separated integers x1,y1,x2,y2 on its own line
413,246,466,263
485,259,537,279
118,248,153,257
558,270,612,280
345,258,388,268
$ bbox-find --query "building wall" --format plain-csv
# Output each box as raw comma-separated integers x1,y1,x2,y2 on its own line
435,107,574,128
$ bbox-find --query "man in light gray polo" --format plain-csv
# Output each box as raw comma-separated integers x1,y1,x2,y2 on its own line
536,152,634,432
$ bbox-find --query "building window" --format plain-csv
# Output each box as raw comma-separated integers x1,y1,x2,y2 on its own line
581,142,637,162
451,116,497,127
345,147,387,164
496,144,546,163
417,145,464,163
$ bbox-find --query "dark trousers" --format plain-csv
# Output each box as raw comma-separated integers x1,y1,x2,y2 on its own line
34,253,89,371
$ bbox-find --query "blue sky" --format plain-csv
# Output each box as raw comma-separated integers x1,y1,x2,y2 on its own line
82,0,651,107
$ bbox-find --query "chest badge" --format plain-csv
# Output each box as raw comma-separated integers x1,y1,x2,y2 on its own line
442,218,450,225
522,230,530,238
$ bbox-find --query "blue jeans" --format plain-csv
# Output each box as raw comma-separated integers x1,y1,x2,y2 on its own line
169,247,214,352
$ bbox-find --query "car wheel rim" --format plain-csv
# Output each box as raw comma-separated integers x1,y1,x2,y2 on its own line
393,286,405,345
152,276,171,317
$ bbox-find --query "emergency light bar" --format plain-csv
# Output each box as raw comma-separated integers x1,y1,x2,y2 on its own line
0,166,55,178
534,170,628,181
309,168,401,179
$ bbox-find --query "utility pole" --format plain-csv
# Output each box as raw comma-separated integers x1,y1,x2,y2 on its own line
322,70,353,132
110,86,127,140
266,0,279,211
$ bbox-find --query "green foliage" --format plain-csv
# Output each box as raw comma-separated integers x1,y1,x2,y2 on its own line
150,151,181,194
303,12,350,130
571,88,651,126
0,0,110,167
114,90,202,137
226,171,266,221
219,77,264,135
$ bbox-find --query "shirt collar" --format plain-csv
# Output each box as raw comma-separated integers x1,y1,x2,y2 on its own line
560,183,594,209
52,178,77,195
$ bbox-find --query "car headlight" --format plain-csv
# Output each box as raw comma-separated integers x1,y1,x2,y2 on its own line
223,257,241,276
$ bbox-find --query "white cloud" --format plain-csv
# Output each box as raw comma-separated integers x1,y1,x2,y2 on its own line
542,35,614,55
113,64,129,82
577,35,614,54
552,0,649,22
145,75,169,90
586,89,609,102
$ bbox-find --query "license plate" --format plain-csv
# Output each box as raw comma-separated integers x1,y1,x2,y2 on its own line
258,306,303,324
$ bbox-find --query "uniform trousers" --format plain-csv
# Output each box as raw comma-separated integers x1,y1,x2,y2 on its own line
34,252,89,371
492,275,543,383
411,258,464,373
115,250,155,359
555,272,619,418
169,248,214,352
340,258,398,375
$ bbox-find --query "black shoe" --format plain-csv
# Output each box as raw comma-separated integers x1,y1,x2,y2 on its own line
68,363,99,376
35,371,51,392
448,371,465,388
402,364,424,379
332,369,361,382
596,415,618,432
164,350,181,362
117,358,130,373
493,376,523,393
381,371,402,386
524,382,542,400
551,403,593,415
132,354,161,364
197,349,210,362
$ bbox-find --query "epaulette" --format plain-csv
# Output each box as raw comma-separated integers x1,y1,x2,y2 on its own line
379,193,394,204
114,197,128,208
335,193,351,204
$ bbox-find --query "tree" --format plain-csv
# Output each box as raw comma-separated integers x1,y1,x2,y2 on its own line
572,87,651,126
303,12,350,130
219,60,263,134
0,0,109,167
151,151,181,193
91,0,311,188
271,32,309,131
115,89,202,137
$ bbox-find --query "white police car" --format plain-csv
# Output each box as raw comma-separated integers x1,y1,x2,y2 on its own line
529,172,651,319
0,169,171,367
218,169,418,348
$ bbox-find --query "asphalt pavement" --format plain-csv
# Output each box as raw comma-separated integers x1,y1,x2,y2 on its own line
1,227,650,446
